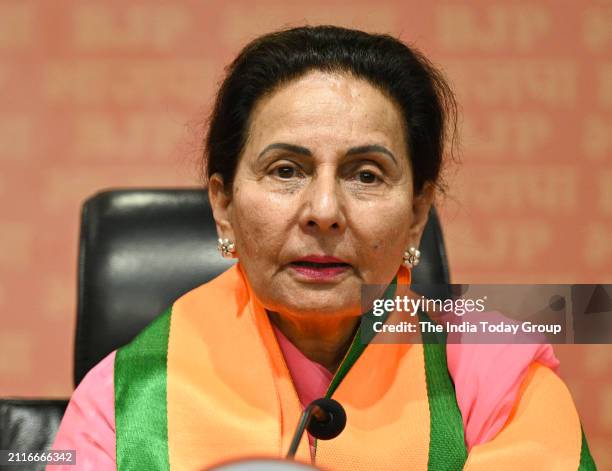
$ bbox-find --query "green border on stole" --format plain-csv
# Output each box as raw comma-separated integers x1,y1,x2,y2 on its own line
316,278,468,470
419,312,468,470
115,307,172,471
579,426,597,470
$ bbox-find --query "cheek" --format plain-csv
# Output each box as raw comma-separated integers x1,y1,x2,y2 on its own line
231,192,286,259
356,201,411,256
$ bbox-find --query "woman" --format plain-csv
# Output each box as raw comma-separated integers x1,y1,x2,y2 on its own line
50,26,596,470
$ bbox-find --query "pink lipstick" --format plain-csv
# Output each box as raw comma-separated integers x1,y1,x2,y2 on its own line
289,255,350,281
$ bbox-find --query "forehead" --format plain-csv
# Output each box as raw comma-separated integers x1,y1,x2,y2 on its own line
246,70,407,151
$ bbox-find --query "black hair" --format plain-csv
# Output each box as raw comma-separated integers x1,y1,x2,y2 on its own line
204,25,458,196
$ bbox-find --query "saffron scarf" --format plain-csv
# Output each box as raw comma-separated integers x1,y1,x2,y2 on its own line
114,264,595,470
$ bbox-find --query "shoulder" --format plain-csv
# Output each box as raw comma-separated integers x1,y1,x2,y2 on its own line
448,342,589,469
462,361,585,470
447,343,560,448
50,351,116,470
172,263,247,317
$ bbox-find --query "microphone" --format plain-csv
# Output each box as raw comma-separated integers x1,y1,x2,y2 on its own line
286,398,347,459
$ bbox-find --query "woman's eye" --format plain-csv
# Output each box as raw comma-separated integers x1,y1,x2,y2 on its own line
356,170,379,184
273,165,298,179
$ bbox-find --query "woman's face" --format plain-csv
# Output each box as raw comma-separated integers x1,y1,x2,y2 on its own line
210,70,433,319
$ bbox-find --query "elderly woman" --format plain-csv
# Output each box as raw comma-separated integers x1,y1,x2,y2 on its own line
51,26,595,470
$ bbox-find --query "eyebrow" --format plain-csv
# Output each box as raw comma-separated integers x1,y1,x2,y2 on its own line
345,145,397,165
257,143,311,159
257,142,397,164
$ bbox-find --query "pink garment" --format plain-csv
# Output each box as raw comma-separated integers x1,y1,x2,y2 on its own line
440,309,561,447
271,324,334,409
49,331,560,470
48,350,116,470
271,323,334,461
447,342,559,447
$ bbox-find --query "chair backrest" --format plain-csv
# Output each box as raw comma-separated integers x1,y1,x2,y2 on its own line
0,399,67,456
75,189,451,386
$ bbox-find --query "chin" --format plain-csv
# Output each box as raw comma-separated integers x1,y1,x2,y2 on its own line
261,280,361,317
282,297,361,319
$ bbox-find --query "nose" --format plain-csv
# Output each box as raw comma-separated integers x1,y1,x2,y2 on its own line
298,168,346,233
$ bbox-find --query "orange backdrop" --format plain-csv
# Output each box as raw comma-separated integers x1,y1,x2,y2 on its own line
0,0,610,466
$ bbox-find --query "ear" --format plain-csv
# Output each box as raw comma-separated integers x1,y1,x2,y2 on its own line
208,173,235,242
407,182,435,247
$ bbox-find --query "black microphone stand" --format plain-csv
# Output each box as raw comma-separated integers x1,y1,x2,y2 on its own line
286,398,346,459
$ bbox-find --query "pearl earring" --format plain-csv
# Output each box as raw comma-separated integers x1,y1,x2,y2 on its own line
217,238,236,258
403,246,421,268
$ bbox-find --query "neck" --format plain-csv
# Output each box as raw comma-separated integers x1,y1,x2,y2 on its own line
267,310,360,373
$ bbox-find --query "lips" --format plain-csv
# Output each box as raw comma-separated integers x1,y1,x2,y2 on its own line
289,255,351,281
291,255,350,267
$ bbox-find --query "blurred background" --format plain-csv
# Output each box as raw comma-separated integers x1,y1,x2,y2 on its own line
0,0,610,466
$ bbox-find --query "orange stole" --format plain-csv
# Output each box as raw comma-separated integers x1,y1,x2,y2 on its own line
463,363,586,470
166,264,431,470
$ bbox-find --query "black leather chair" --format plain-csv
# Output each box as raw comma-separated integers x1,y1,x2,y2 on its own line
0,188,451,470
